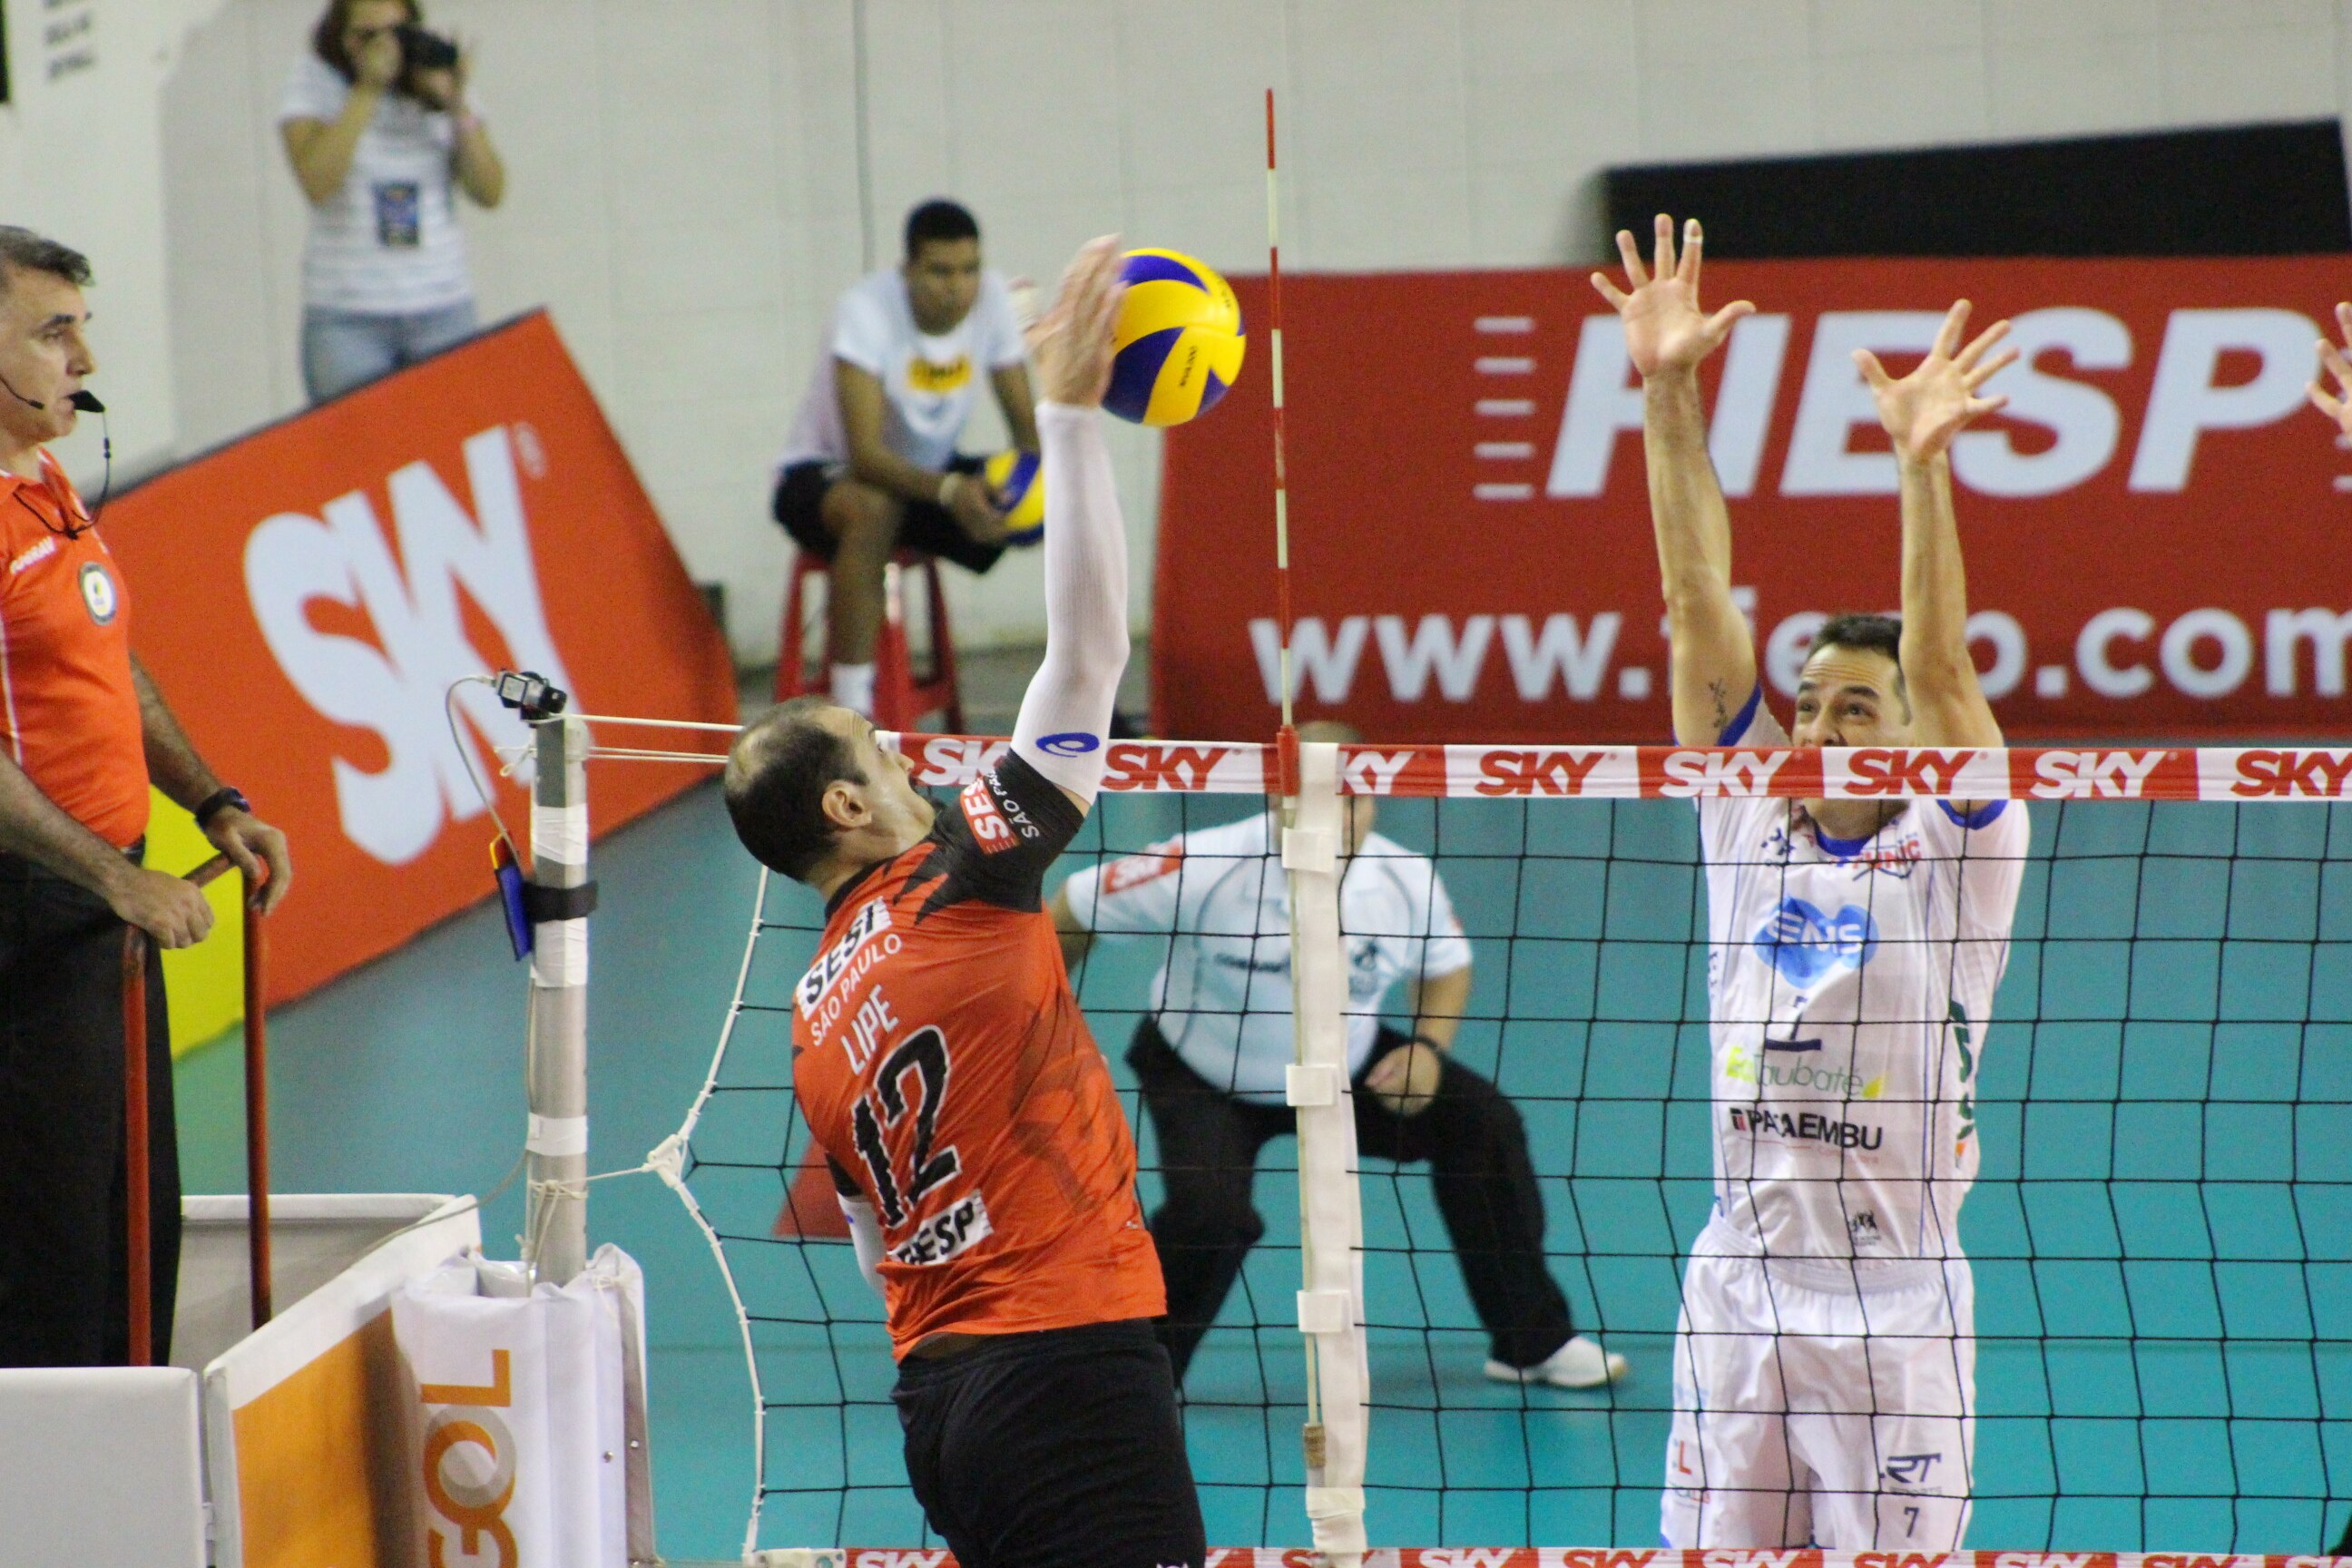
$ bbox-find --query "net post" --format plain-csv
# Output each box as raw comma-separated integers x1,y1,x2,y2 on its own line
1281,738,1367,1566
242,873,274,1328
526,712,592,1285
121,926,152,1367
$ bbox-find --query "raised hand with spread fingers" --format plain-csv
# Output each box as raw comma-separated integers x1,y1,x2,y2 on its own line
2308,301,2352,441
1857,299,2020,466
1590,213,1756,379
1590,215,1758,747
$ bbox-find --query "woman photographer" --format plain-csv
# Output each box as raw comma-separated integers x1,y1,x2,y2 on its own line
279,0,505,402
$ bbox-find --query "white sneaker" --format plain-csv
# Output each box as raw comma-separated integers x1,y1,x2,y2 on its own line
1485,1334,1630,1389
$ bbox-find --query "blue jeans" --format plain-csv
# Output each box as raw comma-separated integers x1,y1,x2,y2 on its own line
300,299,480,404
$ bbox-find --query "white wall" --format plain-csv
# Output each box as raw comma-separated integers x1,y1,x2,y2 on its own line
158,0,2352,661
0,0,229,486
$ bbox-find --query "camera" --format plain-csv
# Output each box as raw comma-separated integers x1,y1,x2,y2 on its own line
396,22,458,72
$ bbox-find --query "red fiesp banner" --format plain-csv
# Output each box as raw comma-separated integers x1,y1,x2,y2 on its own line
1156,256,2352,744
107,312,736,1004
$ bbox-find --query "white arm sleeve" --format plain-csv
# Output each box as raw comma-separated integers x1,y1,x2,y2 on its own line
1012,401,1128,802
839,1196,887,1296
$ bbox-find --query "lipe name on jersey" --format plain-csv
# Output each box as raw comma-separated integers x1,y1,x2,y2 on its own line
1727,1104,1886,1152
888,1190,993,1268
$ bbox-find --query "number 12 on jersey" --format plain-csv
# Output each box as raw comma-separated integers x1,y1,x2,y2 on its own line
848,1026,960,1226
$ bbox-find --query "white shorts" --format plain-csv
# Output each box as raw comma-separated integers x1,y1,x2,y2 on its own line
1661,1246,1975,1550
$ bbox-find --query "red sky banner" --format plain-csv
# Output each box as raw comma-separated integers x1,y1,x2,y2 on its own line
1155,257,2352,744
108,312,736,1004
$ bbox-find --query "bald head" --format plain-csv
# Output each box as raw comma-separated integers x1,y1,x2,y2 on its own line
723,697,866,880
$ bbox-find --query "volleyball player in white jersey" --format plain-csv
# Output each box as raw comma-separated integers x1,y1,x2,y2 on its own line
1592,216,2031,1550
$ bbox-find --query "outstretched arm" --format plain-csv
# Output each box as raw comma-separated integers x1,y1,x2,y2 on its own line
1592,216,1759,745
1855,299,2018,752
1010,237,1130,813
2309,302,2352,440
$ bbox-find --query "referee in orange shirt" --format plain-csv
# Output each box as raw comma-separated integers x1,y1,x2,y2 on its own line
0,228,293,1367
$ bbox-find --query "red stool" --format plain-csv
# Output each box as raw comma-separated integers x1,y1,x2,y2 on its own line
776,546,965,732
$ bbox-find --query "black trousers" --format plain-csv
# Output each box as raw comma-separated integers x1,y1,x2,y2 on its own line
893,1318,1205,1568
1127,1016,1574,1379
0,852,179,1367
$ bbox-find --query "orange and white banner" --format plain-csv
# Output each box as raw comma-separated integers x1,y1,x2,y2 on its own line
108,312,735,1004
1157,257,2352,743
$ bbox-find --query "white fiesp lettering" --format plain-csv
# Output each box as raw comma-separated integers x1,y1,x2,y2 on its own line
1780,310,1945,495
2130,308,2319,491
1500,612,1619,700
2160,606,2255,699
1951,308,2131,497
2077,606,2155,698
2268,608,2352,696
1966,609,2029,700
1546,315,1643,497
887,1191,993,1266
1377,612,1494,701
1250,615,1369,702
245,428,572,866
1548,312,1790,498
1766,611,1828,699
1710,314,1792,497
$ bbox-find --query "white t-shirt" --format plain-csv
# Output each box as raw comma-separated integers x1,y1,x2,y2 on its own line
1697,688,2029,1276
1061,812,1475,1103
778,269,1026,474
279,54,475,314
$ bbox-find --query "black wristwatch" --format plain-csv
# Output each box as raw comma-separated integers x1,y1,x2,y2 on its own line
193,786,250,830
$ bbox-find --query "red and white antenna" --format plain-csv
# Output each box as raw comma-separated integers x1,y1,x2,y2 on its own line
1267,88,1298,790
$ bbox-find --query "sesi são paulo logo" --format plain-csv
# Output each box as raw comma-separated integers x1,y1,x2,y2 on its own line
1753,897,1879,986
243,426,572,867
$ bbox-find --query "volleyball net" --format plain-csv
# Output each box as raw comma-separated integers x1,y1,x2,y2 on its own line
647,730,2352,1561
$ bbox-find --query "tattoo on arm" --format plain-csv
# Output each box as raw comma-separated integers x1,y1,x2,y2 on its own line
1708,679,1731,731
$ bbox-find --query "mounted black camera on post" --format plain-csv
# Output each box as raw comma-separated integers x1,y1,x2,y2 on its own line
396,21,458,72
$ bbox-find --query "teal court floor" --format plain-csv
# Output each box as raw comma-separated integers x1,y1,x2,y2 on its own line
175,774,2352,1560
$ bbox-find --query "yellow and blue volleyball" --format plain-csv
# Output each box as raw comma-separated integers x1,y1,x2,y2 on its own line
1105,249,1246,426
983,448,1044,545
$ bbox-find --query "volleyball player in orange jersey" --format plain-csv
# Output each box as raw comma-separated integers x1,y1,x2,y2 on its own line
723,237,1203,1568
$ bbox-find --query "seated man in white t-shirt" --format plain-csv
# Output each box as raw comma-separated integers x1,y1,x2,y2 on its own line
1049,722,1627,1393
774,200,1039,718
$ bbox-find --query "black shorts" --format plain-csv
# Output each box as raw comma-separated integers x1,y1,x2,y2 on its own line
892,1318,1205,1568
772,454,1004,574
